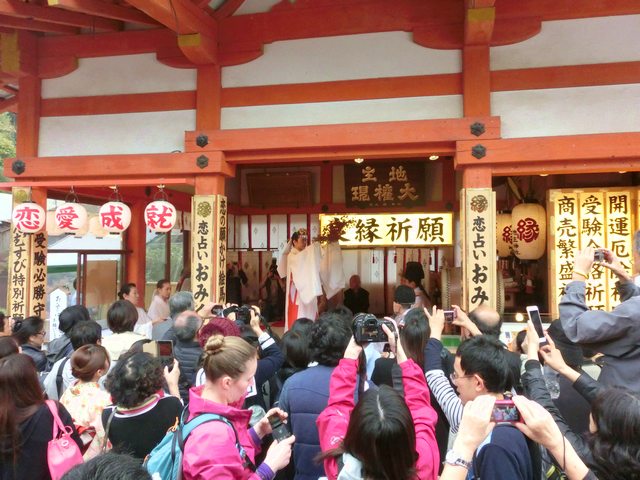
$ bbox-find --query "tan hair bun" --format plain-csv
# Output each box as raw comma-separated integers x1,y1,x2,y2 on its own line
205,334,225,355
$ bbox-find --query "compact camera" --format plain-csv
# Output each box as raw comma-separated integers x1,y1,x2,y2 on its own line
444,310,457,323
491,399,521,423
352,313,396,344
594,249,605,263
223,305,253,324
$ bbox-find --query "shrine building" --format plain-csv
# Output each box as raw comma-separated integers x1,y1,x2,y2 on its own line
2,0,640,326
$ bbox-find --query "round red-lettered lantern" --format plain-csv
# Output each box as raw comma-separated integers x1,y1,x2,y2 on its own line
512,202,546,260
144,200,177,233
55,202,87,234
12,202,45,234
496,212,513,257
99,201,131,234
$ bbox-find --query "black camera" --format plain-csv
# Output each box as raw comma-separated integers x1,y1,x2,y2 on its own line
223,305,252,324
352,313,395,343
594,249,605,263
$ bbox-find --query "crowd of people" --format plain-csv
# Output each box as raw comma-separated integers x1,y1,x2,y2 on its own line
0,240,639,480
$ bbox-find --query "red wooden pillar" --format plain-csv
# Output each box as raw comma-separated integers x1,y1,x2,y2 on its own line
125,200,147,301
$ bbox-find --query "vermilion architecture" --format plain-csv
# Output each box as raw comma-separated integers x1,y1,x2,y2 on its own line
2,0,640,319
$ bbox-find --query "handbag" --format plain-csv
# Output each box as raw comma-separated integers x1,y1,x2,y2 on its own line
45,400,84,480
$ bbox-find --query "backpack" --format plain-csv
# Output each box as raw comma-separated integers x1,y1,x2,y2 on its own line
144,406,256,480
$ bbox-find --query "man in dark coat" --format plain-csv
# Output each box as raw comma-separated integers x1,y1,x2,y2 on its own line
343,274,369,314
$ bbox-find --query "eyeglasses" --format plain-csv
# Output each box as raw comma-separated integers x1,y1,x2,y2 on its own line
450,371,474,382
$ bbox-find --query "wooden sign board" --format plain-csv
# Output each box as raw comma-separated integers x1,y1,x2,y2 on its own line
319,213,453,247
547,188,636,317
344,161,425,208
461,188,497,311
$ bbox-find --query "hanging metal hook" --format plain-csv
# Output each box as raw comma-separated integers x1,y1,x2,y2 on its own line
153,184,169,201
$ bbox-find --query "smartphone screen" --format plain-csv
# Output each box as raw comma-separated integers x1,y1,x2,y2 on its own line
156,340,174,368
157,340,173,357
526,306,548,346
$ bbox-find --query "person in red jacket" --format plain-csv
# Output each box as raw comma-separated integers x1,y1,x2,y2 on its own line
317,326,440,480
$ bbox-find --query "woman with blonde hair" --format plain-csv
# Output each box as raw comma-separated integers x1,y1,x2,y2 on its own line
182,334,295,479
60,344,112,459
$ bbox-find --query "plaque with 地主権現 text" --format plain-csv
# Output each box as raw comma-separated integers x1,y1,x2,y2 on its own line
344,161,426,208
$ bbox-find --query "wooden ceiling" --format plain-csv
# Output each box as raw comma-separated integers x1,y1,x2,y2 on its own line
1,0,639,113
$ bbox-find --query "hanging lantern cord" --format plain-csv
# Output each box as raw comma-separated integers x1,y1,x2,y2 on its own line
154,184,169,201
65,186,79,204
109,186,122,202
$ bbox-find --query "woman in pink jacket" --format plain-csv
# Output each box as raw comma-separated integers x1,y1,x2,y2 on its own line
182,334,295,480
317,329,440,480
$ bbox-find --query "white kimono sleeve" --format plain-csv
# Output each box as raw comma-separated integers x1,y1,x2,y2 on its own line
320,242,346,300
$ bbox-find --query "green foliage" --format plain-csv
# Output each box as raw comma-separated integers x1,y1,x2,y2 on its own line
0,112,16,183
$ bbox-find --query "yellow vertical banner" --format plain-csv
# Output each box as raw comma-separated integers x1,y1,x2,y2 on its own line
605,191,632,308
29,231,47,318
578,192,606,310
548,188,637,317
548,191,579,318
214,195,228,304
7,187,32,318
461,188,496,311
191,195,216,312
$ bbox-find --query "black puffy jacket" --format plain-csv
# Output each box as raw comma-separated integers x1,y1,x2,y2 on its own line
522,359,602,467
174,339,203,403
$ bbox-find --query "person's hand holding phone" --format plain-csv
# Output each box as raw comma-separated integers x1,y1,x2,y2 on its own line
255,408,288,438
512,395,564,451
599,248,633,283
424,306,445,340
524,320,541,362
451,305,482,337
572,247,595,281
163,359,180,398
264,435,296,473
526,306,548,347
537,333,582,384
453,395,497,458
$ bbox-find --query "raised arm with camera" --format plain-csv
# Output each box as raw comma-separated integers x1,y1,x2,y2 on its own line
246,307,285,409
559,246,640,392
317,327,439,480
438,393,594,480
423,306,464,432
520,322,592,465
512,396,593,480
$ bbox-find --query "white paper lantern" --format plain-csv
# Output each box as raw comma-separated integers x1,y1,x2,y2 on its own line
12,202,45,233
99,201,131,233
496,212,513,257
89,215,108,238
46,211,63,236
55,202,87,234
512,203,546,260
74,215,90,237
144,200,177,233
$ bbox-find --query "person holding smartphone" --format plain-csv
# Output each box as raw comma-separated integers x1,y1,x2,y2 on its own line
559,246,640,393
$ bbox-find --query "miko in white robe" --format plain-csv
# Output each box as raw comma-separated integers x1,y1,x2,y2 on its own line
278,241,345,330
